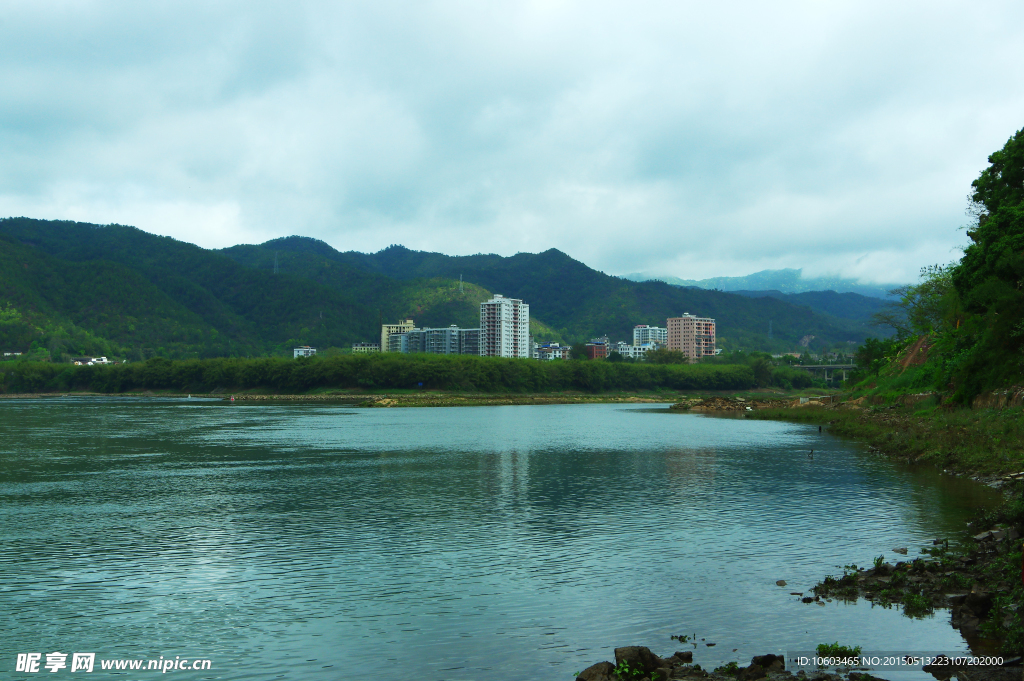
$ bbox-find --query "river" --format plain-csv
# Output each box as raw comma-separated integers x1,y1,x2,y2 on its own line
0,398,1001,680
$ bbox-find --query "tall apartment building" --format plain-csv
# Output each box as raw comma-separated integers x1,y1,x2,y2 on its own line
632,324,667,346
380,319,415,352
667,313,716,361
479,295,529,358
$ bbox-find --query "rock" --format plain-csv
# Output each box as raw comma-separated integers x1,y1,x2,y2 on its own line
737,655,786,681
892,547,908,555
964,590,993,616
673,652,694,664
990,529,1006,542
973,531,993,542
1008,527,1020,541
654,667,674,681
577,661,616,681
946,593,968,606
751,655,785,671
790,592,804,596
615,646,667,676
776,580,787,587
802,597,815,603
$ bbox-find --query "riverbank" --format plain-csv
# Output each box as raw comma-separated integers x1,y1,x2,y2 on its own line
0,388,804,408
574,645,1020,681
734,400,1023,656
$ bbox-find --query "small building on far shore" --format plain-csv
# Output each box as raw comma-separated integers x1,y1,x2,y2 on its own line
293,346,317,358
352,342,381,353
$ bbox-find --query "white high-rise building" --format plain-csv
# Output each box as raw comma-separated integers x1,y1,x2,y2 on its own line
480,295,530,358
633,324,667,346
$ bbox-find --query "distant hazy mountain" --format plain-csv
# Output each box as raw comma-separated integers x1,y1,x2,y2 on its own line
622,268,897,299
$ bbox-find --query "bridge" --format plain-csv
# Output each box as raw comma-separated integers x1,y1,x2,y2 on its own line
792,364,857,382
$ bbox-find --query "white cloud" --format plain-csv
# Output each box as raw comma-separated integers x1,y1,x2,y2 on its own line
0,0,1021,283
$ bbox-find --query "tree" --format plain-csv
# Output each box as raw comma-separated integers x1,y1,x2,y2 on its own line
871,264,959,340
751,356,773,387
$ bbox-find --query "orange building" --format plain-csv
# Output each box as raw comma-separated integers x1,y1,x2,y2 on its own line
667,313,716,361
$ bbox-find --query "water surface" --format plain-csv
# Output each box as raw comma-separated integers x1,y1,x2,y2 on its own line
0,399,1000,679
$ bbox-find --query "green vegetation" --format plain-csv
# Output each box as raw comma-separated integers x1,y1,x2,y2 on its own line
650,349,815,389
0,217,876,363
748,404,1024,475
237,240,877,353
814,642,862,658
851,127,1024,402
611,660,645,681
0,353,757,395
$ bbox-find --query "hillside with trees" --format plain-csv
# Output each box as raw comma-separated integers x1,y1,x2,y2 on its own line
0,217,877,362
854,127,1024,402
222,237,876,352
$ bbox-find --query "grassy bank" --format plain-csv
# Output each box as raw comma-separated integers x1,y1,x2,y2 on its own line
747,402,1024,477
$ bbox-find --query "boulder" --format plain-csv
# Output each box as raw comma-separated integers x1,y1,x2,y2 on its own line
673,651,694,664
964,590,993,616
577,661,616,681
615,646,668,676
736,654,786,681
751,655,785,671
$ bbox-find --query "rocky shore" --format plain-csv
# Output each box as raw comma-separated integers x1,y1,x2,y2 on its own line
808,525,1022,645
671,396,808,411
574,646,1022,681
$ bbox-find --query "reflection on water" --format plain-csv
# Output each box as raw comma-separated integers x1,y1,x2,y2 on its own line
0,399,1001,680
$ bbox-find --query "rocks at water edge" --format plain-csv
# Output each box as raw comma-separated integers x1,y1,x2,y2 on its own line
575,648,885,681
671,397,790,412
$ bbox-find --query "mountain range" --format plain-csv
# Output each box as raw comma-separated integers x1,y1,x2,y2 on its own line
0,218,889,361
622,268,897,299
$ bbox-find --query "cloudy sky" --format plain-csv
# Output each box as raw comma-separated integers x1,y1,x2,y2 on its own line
1,2,1022,284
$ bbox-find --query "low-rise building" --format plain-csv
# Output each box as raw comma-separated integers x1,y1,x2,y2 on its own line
381,319,416,353
585,340,608,360
614,341,659,360
532,341,569,360
293,346,317,358
352,342,381,353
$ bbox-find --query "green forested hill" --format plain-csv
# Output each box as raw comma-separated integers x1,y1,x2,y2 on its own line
0,217,875,361
730,289,888,322
223,238,876,350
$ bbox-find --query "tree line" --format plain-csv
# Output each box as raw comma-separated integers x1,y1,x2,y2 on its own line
0,353,756,394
